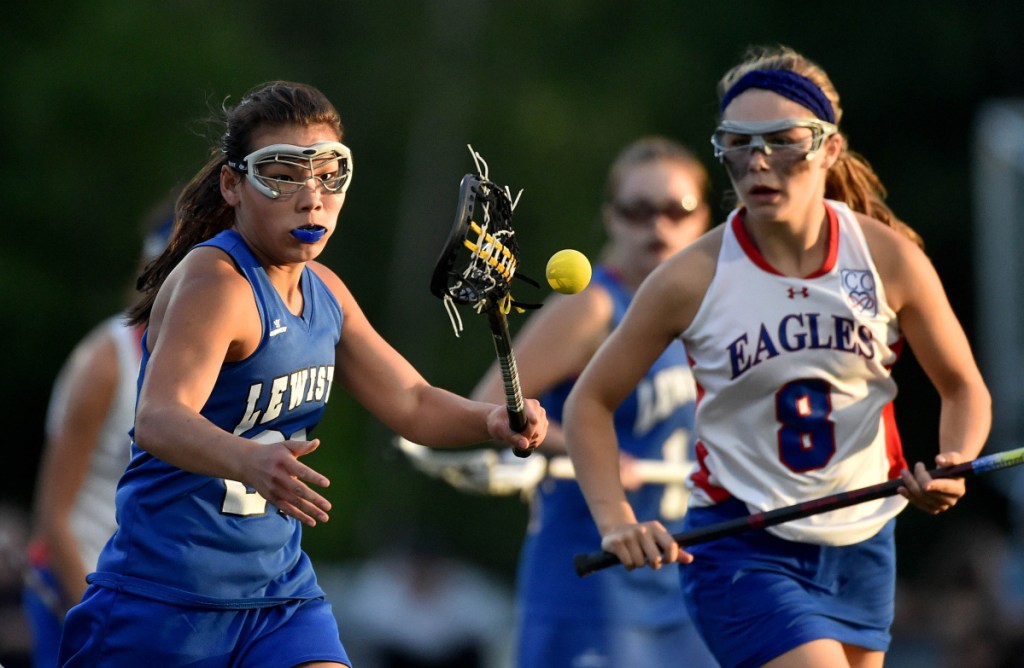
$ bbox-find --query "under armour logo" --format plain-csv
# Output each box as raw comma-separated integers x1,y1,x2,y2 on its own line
269,319,288,337
787,287,809,299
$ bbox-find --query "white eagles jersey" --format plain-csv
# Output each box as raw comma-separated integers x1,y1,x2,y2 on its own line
683,200,908,545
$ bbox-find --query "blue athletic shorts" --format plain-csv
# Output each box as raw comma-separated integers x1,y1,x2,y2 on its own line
516,614,718,667
22,563,63,668
680,498,895,668
58,585,350,667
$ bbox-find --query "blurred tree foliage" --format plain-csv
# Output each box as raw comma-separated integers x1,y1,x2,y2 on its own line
2,0,1022,582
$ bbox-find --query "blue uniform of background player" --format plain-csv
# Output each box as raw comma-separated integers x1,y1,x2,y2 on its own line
58,80,547,668
516,267,717,667
470,137,717,667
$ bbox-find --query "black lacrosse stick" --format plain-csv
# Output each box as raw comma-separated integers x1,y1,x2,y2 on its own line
430,148,538,457
573,446,1024,577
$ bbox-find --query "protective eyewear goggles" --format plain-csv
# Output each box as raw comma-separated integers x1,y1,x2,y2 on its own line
710,118,837,165
228,141,353,199
612,194,701,225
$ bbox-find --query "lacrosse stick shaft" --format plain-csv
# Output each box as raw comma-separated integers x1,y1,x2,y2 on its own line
574,446,1024,577
486,307,530,457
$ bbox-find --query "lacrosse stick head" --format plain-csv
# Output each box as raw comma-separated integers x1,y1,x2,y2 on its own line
393,436,546,496
430,173,521,311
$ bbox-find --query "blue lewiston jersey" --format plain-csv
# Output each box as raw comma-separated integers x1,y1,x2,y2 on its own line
90,230,342,608
518,266,698,627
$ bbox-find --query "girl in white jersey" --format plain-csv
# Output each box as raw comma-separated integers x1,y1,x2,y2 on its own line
23,200,173,668
564,45,991,668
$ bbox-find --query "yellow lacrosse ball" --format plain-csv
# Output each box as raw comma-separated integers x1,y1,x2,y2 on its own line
546,249,592,294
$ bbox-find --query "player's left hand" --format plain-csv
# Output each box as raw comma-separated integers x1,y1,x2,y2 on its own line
244,438,332,527
898,452,966,515
487,399,547,453
600,520,692,571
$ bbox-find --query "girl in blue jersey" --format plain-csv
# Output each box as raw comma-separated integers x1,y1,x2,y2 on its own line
472,138,717,667
57,81,546,668
564,46,991,668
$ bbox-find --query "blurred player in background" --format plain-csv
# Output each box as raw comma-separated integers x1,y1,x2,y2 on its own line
56,80,546,667
564,45,991,668
22,196,174,667
471,137,718,667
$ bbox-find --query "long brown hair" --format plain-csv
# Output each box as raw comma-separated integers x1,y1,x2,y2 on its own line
718,45,923,249
127,81,344,325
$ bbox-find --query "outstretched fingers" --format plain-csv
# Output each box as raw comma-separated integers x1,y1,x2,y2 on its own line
258,439,332,526
274,469,333,526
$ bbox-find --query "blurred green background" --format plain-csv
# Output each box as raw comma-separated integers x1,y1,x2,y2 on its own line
3,0,1023,589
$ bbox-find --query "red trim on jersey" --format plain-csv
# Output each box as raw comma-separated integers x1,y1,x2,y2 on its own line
132,324,145,350
690,441,732,502
805,203,839,278
687,355,729,500
687,353,704,404
731,202,840,278
732,212,777,274
882,402,907,479
26,536,49,567
886,336,905,370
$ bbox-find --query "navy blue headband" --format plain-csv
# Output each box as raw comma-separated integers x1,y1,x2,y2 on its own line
720,69,836,124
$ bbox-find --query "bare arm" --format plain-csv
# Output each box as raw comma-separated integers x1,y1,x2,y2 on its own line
564,234,720,569
32,325,118,609
311,263,546,453
863,216,992,513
